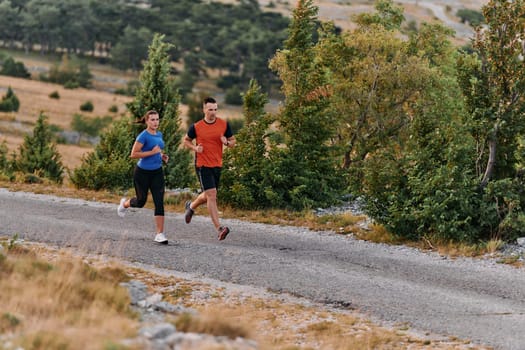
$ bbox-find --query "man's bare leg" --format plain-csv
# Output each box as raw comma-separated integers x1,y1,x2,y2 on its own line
191,191,208,210
204,188,221,229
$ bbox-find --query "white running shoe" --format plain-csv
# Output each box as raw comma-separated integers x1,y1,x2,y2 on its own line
117,198,127,217
154,233,168,244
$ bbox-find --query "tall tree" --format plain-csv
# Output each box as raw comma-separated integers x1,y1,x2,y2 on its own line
0,1,23,48
21,0,61,54
220,79,275,208
268,0,343,209
72,33,193,190
455,0,525,239
127,33,193,189
111,26,153,71
457,0,525,187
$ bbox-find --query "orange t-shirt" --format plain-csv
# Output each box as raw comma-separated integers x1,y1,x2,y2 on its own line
188,118,232,167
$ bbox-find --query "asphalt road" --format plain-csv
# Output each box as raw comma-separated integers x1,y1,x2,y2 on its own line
1,189,525,350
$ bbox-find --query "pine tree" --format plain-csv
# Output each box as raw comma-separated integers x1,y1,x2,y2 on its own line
72,34,193,190
268,0,343,209
127,33,193,189
221,79,275,208
14,113,63,183
0,87,20,112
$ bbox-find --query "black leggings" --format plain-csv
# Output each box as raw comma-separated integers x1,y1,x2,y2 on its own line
130,166,165,216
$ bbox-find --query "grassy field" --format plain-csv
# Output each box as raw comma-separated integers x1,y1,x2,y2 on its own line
0,50,246,171
0,71,133,169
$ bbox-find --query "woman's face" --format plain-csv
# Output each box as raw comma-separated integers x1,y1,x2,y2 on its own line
146,113,160,129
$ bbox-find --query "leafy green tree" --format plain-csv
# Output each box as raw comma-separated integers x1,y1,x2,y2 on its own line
88,0,122,57
111,26,153,71
0,1,23,47
354,0,404,30
21,0,61,54
455,0,525,240
457,0,525,187
267,0,344,209
309,0,490,242
224,86,243,105
57,0,94,54
14,112,63,183
185,93,207,126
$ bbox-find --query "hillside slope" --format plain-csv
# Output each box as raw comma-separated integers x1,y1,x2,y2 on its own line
227,0,486,44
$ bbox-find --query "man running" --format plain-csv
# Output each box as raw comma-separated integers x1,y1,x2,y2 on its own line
183,97,236,240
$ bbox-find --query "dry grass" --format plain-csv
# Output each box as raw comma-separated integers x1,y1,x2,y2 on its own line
0,241,138,350
0,73,132,171
0,75,131,129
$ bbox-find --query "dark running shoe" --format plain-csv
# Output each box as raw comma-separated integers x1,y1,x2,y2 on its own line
218,226,230,241
184,200,194,224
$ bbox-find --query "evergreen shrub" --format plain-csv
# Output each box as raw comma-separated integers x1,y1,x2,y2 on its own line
13,113,64,183
0,57,30,78
0,87,20,112
80,101,94,112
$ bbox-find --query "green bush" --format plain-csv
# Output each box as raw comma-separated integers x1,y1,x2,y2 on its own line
80,101,94,112
70,155,131,190
0,57,30,79
70,117,134,190
0,140,12,177
224,86,243,105
13,113,64,183
40,55,92,88
108,105,118,113
64,81,79,89
456,9,484,27
49,91,60,99
0,87,20,112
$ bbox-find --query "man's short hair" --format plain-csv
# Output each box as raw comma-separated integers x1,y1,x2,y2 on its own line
203,96,216,105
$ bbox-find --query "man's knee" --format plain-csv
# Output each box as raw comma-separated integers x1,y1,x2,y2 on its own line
205,189,217,200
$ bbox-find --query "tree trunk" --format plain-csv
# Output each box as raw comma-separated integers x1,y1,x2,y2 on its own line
480,138,496,188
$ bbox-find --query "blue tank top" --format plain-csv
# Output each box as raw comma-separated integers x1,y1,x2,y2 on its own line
136,129,164,170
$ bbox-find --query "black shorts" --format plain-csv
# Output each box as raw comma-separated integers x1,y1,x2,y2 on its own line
196,166,222,191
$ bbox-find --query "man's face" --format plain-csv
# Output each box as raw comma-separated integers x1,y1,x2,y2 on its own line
203,102,218,119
